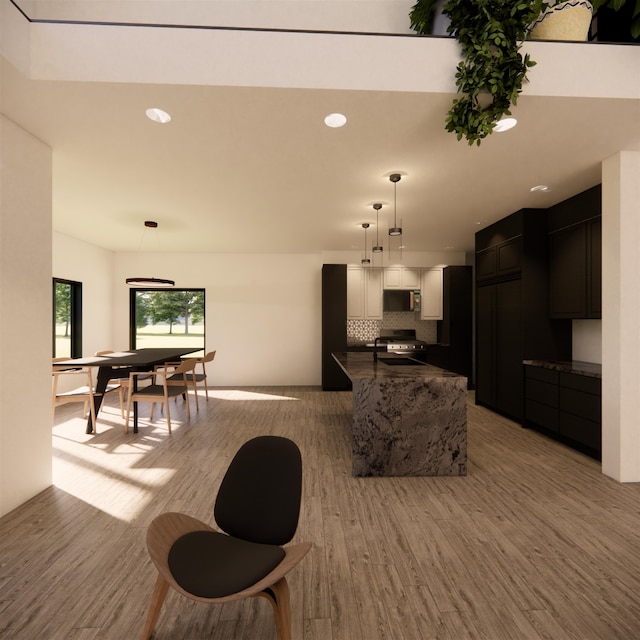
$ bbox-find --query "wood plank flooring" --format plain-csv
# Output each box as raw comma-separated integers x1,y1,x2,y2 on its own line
2,387,640,639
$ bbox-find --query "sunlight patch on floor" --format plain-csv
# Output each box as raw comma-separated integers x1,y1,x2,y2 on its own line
211,389,299,401
52,414,176,522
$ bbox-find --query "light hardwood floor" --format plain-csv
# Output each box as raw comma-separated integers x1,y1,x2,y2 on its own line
2,387,640,639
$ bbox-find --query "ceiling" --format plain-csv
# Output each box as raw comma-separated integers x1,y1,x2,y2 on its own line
2,5,640,255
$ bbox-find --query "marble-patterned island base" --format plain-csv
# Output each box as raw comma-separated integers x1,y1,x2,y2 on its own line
351,376,468,477
333,352,468,476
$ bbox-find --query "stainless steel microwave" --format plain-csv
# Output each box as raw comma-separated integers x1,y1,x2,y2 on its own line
383,289,421,312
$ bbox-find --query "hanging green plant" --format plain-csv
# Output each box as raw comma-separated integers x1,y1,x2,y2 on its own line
410,0,547,145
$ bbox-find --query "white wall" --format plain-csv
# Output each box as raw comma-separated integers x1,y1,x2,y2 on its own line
0,116,52,517
572,319,602,364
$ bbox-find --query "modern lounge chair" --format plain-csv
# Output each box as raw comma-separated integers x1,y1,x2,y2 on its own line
140,435,311,640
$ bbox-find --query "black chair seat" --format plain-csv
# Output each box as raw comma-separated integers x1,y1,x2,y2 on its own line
168,530,285,598
138,384,187,397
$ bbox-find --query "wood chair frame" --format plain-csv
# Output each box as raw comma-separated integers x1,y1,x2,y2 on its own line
141,511,311,640
52,360,98,429
125,359,196,434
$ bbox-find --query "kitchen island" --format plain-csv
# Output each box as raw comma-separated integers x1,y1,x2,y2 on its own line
332,352,467,477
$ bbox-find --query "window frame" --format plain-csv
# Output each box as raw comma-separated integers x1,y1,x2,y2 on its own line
129,287,206,352
52,278,83,358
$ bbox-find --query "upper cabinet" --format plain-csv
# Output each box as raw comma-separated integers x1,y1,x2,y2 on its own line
347,266,383,320
548,186,602,319
348,265,445,320
383,266,421,289
476,237,522,282
420,268,443,320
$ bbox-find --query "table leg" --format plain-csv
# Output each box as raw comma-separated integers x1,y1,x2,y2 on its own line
133,375,139,434
87,366,112,434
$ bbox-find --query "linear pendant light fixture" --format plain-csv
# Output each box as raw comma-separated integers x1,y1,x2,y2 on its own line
125,221,175,287
372,203,384,253
361,223,371,265
389,173,403,237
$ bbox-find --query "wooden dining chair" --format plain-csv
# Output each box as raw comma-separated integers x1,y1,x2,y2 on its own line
140,436,311,640
155,350,215,411
192,350,216,400
52,359,98,429
125,358,196,434
156,359,201,412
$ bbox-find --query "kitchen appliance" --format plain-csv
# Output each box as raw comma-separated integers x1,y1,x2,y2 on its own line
383,289,421,312
373,329,428,360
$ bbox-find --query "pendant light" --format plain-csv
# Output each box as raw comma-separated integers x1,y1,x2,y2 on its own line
125,221,175,287
389,173,402,237
361,223,371,265
372,203,384,254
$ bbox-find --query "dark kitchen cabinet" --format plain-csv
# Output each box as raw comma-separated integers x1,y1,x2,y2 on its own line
548,186,602,319
475,209,571,422
476,278,523,419
524,364,601,457
476,237,522,283
434,265,472,382
322,264,351,390
524,366,559,433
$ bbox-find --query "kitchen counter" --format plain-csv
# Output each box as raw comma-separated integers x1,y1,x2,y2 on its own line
523,359,602,379
332,352,467,477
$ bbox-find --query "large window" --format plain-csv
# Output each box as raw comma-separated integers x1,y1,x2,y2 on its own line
53,278,82,358
130,288,205,354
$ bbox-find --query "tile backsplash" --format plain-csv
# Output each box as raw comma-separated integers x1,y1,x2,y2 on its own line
347,312,438,344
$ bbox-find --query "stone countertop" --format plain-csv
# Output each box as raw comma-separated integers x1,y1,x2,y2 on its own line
523,359,602,379
333,352,465,381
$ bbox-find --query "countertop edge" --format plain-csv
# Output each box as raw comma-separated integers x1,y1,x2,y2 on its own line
523,359,602,379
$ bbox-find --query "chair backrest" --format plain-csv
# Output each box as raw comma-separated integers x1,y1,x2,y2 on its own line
199,350,216,363
172,359,196,375
214,436,302,546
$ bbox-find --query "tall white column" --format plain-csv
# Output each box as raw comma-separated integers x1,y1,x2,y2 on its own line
0,116,53,516
601,151,640,482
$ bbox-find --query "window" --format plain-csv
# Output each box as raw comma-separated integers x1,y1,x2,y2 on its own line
130,288,205,355
53,278,82,358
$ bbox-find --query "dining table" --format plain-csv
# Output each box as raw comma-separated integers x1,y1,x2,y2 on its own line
55,348,202,434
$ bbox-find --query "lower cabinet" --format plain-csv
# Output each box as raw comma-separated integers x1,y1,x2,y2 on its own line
524,365,601,457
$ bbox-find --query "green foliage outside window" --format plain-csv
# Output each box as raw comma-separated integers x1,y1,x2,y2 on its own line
131,289,205,351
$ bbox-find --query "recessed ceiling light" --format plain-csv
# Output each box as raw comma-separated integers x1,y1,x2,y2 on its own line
146,107,172,124
494,117,517,132
530,184,552,193
324,113,347,128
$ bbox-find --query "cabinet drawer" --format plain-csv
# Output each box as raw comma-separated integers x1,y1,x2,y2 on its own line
559,386,601,422
525,366,559,385
525,378,559,408
526,399,559,431
559,372,601,395
559,412,601,451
